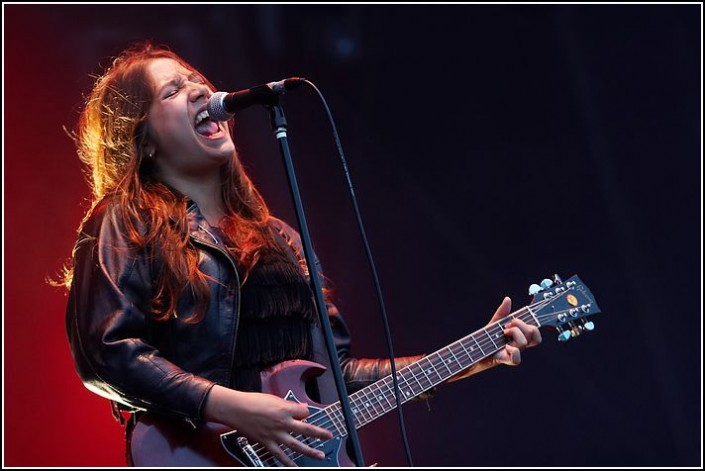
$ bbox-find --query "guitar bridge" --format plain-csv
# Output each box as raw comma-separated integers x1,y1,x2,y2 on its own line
237,436,265,467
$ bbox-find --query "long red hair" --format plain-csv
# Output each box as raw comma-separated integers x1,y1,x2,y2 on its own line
64,42,277,323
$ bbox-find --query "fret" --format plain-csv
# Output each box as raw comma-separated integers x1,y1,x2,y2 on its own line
401,370,416,393
375,380,395,411
393,373,410,402
336,405,351,431
349,394,372,425
457,339,474,363
324,406,345,436
450,342,470,367
426,360,442,383
420,355,436,382
435,350,455,376
483,327,499,350
405,365,426,396
447,345,464,371
490,324,505,347
390,372,412,402
453,347,469,370
400,373,414,398
442,351,459,381
525,306,540,327
363,384,384,417
417,359,435,387
470,334,485,356
355,389,374,422
363,386,381,419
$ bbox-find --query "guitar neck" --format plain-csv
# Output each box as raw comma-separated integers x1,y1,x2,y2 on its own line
319,306,541,436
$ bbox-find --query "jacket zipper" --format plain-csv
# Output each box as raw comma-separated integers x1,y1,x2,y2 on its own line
190,235,241,392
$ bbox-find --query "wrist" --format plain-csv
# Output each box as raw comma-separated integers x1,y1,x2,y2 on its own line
203,385,247,423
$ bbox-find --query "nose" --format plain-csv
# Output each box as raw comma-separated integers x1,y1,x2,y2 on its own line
188,81,211,103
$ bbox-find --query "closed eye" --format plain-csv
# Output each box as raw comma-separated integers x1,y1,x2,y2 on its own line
164,82,184,99
160,73,207,99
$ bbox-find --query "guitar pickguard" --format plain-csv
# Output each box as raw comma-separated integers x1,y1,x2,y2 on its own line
219,389,344,467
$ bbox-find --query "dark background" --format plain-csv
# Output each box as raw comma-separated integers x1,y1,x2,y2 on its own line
4,4,701,467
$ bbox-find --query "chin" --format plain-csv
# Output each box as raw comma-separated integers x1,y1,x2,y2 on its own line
203,143,234,162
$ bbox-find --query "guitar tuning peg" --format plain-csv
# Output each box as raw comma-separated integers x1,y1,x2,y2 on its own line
582,320,595,331
529,284,542,295
557,330,572,342
552,274,563,284
540,278,553,289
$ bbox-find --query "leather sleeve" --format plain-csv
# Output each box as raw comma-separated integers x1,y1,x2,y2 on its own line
65,200,215,424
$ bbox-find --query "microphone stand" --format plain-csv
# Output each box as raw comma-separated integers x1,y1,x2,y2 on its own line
267,101,366,467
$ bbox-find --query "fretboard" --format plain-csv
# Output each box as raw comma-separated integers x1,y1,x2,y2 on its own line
319,306,540,436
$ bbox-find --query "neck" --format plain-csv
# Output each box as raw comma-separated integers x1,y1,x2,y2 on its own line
159,170,225,226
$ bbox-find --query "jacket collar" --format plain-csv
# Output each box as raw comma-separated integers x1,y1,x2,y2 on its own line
169,198,222,246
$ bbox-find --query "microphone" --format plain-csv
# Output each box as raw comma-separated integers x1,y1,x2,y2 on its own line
207,77,305,121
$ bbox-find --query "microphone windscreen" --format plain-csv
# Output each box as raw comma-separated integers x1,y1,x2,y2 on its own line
207,92,230,122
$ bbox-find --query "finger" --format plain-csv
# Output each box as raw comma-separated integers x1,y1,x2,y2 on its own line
281,434,326,461
289,402,311,420
526,326,542,347
293,421,334,441
489,297,512,323
503,326,528,349
505,345,521,366
494,345,521,366
508,319,542,347
265,440,297,467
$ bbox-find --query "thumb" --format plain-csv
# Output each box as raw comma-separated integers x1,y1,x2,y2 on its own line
489,296,512,323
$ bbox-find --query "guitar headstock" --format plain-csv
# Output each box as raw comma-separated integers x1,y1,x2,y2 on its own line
527,274,601,342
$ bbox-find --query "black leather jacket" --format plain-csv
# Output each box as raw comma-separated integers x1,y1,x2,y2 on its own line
66,197,421,425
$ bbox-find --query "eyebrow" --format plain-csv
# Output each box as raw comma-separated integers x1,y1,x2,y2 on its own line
157,71,204,96
157,77,183,96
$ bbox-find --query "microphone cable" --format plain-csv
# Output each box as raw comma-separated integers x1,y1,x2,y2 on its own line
299,79,415,467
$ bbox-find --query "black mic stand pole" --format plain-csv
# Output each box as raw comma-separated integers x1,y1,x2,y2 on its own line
267,101,365,467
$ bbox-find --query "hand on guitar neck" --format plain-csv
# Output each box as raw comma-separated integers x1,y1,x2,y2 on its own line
448,296,543,382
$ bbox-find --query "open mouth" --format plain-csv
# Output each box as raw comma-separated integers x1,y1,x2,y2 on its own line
194,109,221,137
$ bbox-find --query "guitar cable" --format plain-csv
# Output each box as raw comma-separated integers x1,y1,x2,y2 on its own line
301,79,415,467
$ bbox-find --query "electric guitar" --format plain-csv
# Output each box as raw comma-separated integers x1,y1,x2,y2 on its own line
129,274,600,467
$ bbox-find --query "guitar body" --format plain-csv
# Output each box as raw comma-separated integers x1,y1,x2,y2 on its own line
128,360,351,467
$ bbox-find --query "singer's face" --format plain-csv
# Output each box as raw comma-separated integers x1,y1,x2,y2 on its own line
145,58,234,180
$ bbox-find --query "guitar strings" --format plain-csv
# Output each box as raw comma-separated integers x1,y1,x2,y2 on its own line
250,304,579,464
247,292,588,464
248,304,572,464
